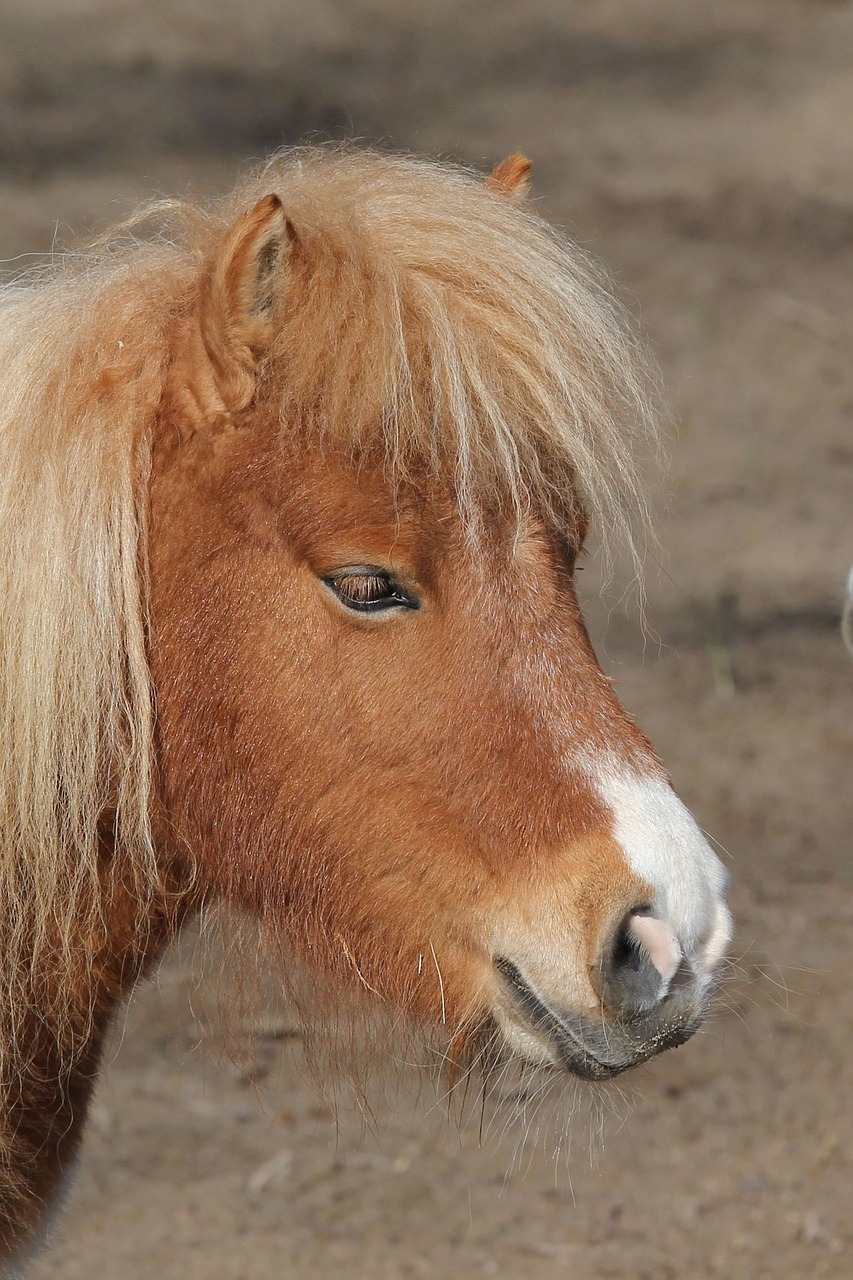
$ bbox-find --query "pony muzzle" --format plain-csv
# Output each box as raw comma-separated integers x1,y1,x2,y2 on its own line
491,944,720,1080
488,849,732,1080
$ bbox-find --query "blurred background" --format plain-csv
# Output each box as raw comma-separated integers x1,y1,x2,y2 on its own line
2,1,851,1277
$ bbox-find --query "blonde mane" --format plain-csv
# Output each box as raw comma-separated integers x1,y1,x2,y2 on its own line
0,146,658,1064
0,262,178,1070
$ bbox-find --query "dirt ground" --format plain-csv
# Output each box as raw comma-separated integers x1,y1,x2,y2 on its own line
1,1,851,1277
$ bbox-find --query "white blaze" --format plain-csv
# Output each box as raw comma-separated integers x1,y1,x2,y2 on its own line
593,769,732,978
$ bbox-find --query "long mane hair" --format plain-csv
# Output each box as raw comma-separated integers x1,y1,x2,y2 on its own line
0,146,658,1067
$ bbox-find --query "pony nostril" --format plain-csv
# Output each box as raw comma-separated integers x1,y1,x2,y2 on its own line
627,912,682,986
598,911,683,1013
611,918,639,970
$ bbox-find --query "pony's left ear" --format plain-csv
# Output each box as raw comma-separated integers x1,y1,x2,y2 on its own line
199,193,292,413
486,154,532,200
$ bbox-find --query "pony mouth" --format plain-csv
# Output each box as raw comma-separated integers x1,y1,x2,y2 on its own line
493,956,704,1082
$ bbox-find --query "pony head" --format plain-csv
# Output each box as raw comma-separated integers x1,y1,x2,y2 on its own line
147,150,731,1078
0,148,731,1090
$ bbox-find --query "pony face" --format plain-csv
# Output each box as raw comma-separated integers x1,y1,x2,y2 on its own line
147,152,730,1081
149,431,729,1081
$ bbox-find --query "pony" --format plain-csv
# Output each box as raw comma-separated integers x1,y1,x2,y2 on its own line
0,146,731,1271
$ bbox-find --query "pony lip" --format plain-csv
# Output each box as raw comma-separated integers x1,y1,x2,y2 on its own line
493,956,706,1081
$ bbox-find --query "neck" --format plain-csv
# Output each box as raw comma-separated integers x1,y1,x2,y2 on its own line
0,836,194,1268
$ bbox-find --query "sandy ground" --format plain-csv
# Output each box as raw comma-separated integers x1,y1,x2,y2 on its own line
1,1,851,1276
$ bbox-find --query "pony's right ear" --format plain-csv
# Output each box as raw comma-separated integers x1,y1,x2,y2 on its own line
199,194,293,413
486,154,532,200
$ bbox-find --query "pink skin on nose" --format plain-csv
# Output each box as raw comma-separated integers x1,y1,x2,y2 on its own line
627,914,682,990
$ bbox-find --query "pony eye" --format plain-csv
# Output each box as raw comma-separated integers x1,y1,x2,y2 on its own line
323,568,418,614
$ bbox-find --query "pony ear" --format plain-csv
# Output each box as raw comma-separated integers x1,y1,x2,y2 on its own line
199,193,292,413
486,154,532,200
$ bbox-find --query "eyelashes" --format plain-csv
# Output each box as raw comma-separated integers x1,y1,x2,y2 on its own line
323,568,420,614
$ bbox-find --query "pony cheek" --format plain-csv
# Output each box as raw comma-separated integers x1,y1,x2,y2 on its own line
264,868,495,1033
